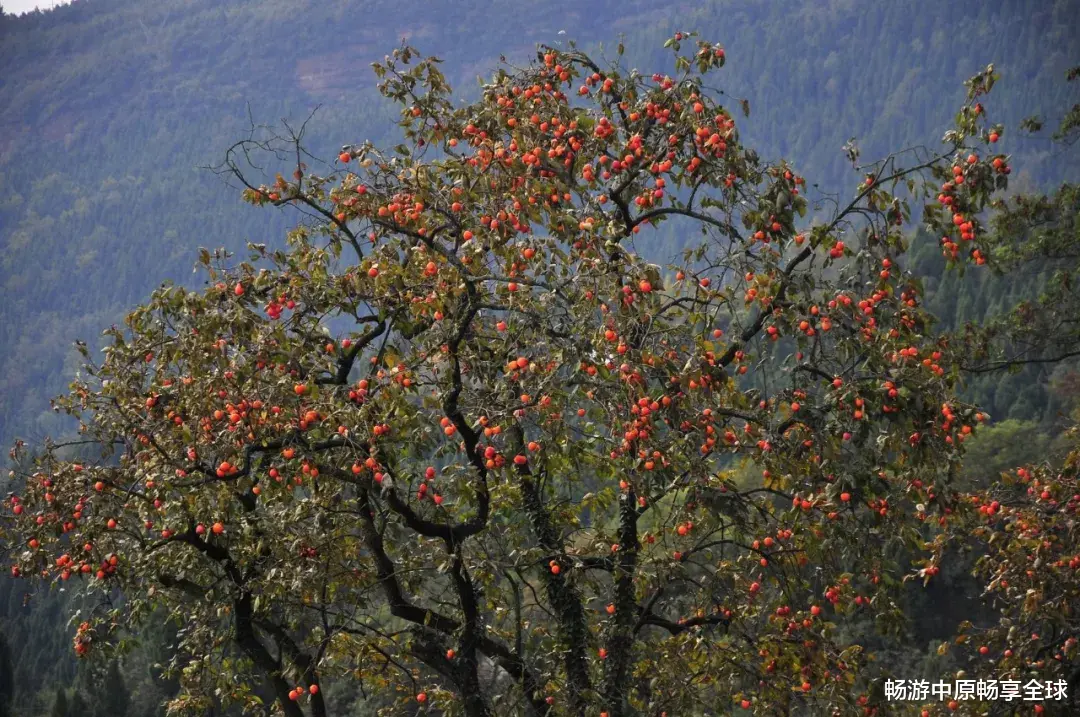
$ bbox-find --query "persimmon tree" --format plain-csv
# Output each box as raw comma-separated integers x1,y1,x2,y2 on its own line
927,426,1080,716
918,85,1080,715
4,36,1079,717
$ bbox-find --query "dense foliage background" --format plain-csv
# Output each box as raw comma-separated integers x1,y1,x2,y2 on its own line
1,1,1079,715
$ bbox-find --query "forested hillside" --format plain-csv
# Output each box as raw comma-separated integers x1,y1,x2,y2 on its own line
3,0,1079,449
1,1,1079,716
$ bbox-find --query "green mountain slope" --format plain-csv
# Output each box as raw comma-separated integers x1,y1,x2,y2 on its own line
0,1,1078,715
2,0,1079,449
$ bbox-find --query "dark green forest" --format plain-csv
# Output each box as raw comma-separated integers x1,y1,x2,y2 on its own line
1,0,1079,715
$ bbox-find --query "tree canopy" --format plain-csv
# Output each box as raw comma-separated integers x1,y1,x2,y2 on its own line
3,34,1080,717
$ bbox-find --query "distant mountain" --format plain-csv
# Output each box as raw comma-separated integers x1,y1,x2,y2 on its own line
0,4,1077,712
1,0,1078,450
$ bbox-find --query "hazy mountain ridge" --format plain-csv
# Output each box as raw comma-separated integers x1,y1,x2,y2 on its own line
0,2,1079,714
2,1,1077,450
